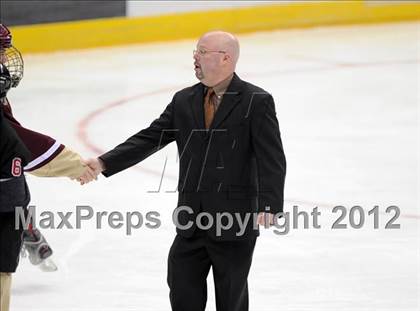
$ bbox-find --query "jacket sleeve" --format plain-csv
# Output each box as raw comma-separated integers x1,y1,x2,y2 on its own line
250,94,286,214
99,99,176,177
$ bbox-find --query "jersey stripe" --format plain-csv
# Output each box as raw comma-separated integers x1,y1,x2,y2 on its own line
24,141,61,171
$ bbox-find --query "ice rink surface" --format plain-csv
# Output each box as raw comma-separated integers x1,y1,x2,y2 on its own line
9,21,419,310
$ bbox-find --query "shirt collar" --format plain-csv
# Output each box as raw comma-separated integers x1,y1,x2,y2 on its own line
204,73,234,98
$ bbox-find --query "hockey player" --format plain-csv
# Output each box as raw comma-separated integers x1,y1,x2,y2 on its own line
0,24,95,311
0,64,32,311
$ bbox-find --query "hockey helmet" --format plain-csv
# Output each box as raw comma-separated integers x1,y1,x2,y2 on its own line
0,24,24,88
0,63,12,101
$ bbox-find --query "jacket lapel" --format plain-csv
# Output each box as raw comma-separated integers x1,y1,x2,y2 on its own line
210,73,243,130
189,73,244,131
190,83,205,130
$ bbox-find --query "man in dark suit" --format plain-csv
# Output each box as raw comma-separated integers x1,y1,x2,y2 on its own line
85,31,286,311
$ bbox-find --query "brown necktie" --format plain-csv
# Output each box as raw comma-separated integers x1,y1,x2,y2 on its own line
204,88,215,129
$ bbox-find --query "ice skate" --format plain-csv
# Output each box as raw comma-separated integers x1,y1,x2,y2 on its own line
22,227,58,272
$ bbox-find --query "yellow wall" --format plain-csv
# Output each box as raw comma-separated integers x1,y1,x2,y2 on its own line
10,1,420,54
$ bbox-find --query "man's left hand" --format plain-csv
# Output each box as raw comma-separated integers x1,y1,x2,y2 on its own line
257,212,275,227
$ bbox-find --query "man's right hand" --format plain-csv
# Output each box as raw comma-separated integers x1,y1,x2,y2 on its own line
78,158,105,185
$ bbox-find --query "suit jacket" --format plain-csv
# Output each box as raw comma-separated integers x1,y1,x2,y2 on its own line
100,73,286,241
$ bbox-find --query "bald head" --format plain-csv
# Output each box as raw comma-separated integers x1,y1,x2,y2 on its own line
199,31,240,66
193,31,240,86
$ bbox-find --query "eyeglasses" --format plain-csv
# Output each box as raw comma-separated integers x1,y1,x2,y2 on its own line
193,49,226,56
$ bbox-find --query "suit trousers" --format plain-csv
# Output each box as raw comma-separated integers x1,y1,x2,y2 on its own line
167,229,257,311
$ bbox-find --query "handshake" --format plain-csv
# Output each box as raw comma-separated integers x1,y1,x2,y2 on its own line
77,158,105,185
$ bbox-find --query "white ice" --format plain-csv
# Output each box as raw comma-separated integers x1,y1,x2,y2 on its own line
8,21,420,311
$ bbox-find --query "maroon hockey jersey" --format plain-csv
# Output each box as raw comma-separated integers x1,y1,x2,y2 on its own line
2,99,65,173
